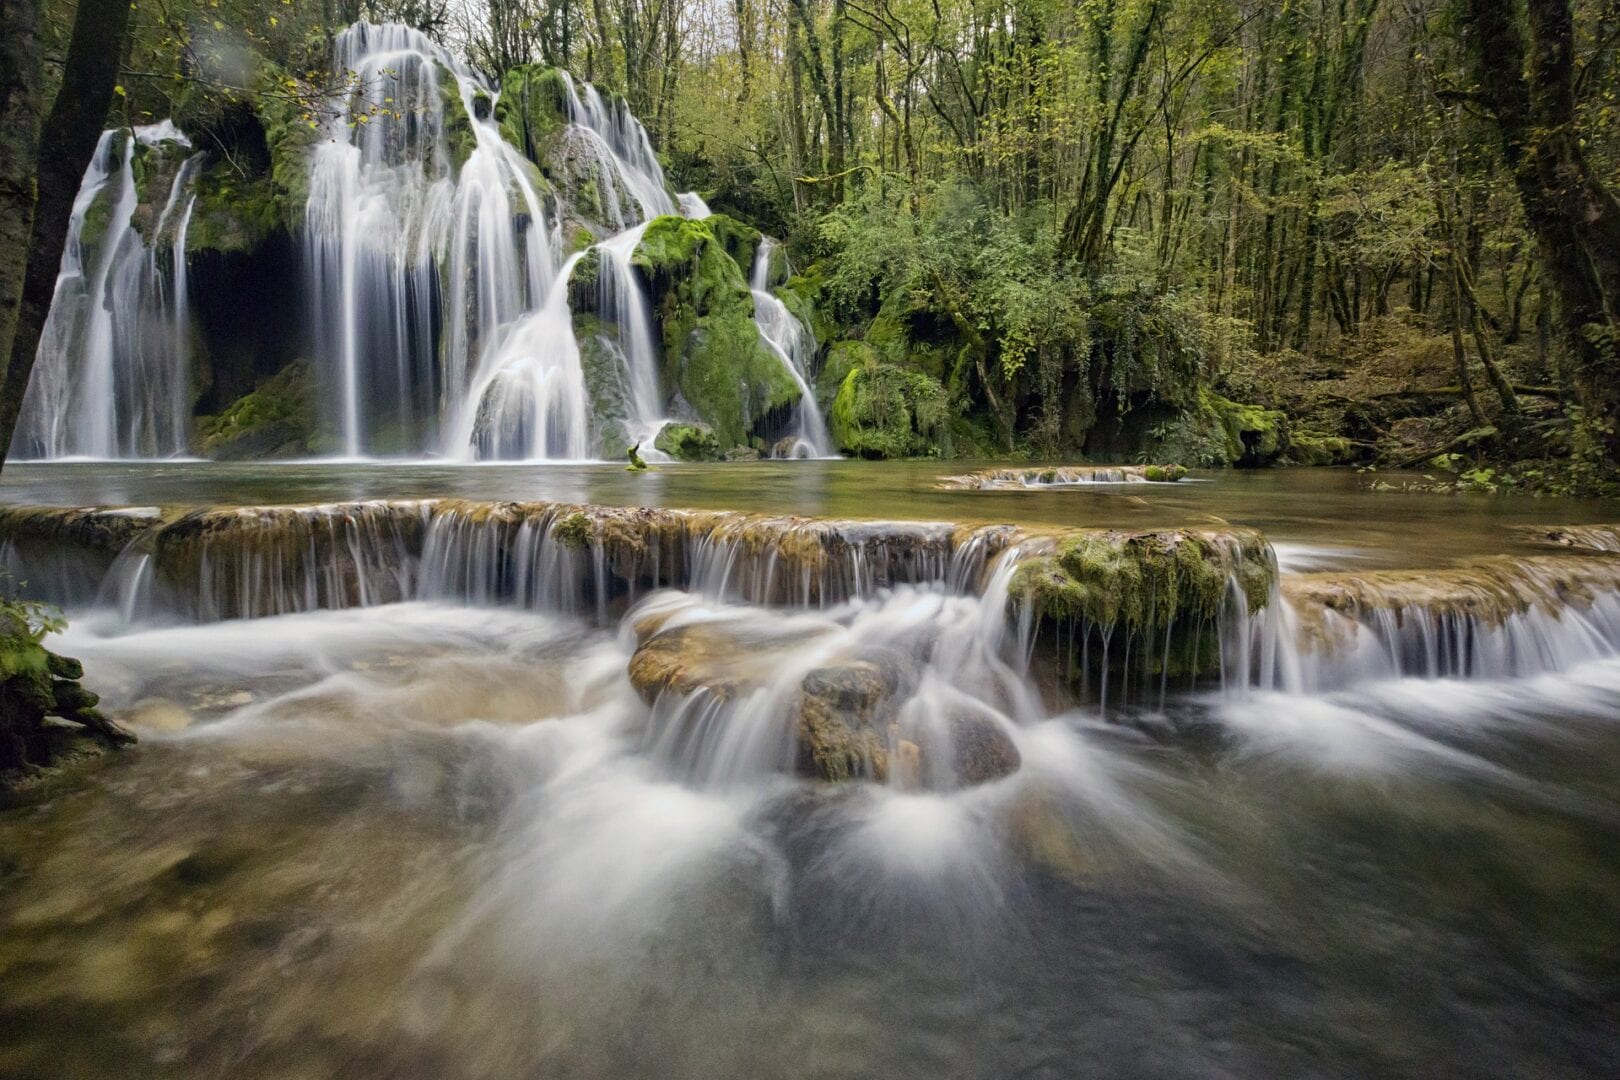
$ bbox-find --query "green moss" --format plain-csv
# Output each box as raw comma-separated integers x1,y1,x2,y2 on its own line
194,359,318,459
704,214,764,277
0,601,133,779
633,215,800,447
817,340,873,405
1142,464,1188,482
1286,431,1355,466
573,314,633,457
1152,387,1289,468
185,164,280,254
439,76,479,173
553,511,593,549
495,64,572,164
1009,528,1275,681
828,360,950,459
653,422,721,461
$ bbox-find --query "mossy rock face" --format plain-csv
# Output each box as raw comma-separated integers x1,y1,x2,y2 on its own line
193,359,320,459
175,60,317,242
829,359,949,459
778,264,834,346
186,163,280,255
438,75,479,174
633,215,800,448
1151,387,1290,468
495,64,572,164
128,134,196,246
817,340,875,406
704,214,764,279
653,422,721,462
572,314,634,457
865,286,952,382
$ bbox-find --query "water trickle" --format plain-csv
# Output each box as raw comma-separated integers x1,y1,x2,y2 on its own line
750,239,831,458
15,124,201,460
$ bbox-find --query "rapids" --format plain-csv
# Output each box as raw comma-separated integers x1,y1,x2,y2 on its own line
1,464,1619,1076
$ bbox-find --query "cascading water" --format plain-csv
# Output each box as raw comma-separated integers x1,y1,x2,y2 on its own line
559,74,676,226
749,239,831,458
306,22,556,458
592,224,669,451
7,495,1620,1074
15,124,201,460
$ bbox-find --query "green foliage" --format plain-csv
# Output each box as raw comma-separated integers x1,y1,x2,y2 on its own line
828,360,950,459
653,422,721,461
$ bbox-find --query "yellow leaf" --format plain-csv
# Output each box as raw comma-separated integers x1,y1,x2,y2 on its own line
114,84,126,96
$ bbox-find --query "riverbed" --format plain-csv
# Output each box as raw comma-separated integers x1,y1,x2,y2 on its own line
1,463,1617,1078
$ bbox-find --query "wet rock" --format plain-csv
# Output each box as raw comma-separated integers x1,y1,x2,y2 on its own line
723,446,762,461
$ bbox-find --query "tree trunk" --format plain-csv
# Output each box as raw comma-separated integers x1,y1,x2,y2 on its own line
1467,0,1620,456
0,0,45,376
0,0,134,471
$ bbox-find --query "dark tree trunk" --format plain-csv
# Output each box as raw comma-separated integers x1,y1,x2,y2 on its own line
0,0,45,376
0,0,135,471
1467,0,1620,457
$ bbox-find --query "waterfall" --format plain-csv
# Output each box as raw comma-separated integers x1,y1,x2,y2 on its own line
750,239,831,458
448,255,591,460
594,224,668,451
559,74,676,226
677,192,712,218
15,124,201,460
306,22,555,458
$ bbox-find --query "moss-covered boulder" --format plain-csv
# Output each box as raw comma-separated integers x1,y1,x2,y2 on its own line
633,215,800,447
1,602,134,782
1286,430,1356,466
829,358,950,459
194,359,321,459
654,422,721,461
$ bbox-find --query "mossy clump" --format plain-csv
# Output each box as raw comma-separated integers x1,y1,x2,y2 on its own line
552,511,593,549
194,359,319,459
1009,528,1275,680
495,64,572,164
1142,464,1188,482
633,215,800,447
654,422,721,461
829,359,950,459
704,213,764,278
1286,431,1356,466
1146,387,1289,468
1,600,134,781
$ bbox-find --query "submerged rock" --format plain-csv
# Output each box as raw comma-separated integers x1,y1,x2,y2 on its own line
937,464,1184,490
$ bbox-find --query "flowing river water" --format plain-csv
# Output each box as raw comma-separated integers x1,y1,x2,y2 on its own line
1,463,1618,1078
